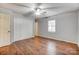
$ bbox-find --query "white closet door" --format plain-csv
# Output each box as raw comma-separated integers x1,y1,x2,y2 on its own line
0,13,10,47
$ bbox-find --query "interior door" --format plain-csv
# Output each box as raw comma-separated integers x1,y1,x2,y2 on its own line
0,13,10,47
35,22,39,36
35,16,39,36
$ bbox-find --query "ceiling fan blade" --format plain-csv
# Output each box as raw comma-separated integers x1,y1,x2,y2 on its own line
43,6,62,10
13,3,31,8
23,11,34,16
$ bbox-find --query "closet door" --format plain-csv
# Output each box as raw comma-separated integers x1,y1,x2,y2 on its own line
0,13,10,47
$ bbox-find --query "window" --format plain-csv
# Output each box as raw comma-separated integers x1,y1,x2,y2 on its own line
48,20,56,32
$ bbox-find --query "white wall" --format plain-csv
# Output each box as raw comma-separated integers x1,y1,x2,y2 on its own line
0,8,35,42
13,15,34,42
39,11,78,44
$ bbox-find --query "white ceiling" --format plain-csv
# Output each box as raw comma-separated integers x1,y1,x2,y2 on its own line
0,3,79,17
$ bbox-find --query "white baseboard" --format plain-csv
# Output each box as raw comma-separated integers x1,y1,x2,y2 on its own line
13,36,34,43
0,42,11,47
39,35,77,44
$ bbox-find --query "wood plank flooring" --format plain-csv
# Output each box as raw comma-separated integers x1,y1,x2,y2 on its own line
0,36,79,55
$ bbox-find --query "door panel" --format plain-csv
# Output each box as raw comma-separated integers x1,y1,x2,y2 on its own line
0,13,10,47
35,22,39,36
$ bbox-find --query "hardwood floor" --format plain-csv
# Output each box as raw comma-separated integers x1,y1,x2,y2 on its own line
0,36,79,55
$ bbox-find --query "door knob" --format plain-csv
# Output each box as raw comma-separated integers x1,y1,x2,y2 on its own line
8,31,11,32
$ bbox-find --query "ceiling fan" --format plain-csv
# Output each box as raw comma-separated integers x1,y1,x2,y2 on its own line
13,3,61,16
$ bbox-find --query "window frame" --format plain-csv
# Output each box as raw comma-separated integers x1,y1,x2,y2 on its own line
48,20,56,32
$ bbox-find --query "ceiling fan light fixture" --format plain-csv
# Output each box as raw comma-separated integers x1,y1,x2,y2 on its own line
35,11,41,15
35,8,41,15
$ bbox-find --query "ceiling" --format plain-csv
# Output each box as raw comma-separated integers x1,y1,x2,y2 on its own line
0,3,79,17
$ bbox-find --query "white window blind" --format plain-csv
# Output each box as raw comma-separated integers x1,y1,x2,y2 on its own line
48,20,56,32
